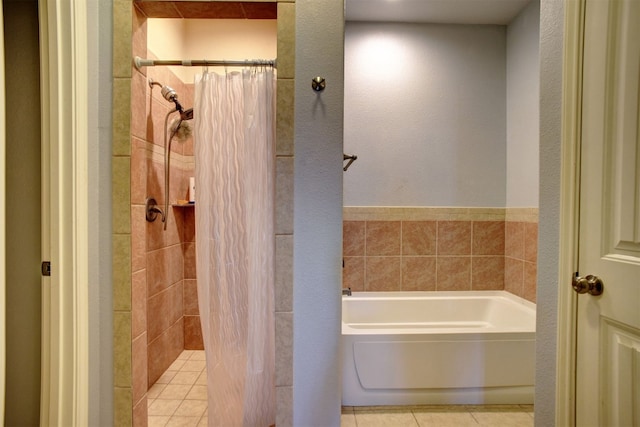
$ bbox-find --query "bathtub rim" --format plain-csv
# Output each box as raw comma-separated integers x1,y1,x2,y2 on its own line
341,290,536,336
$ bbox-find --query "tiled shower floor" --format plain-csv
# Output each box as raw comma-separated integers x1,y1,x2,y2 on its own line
147,350,534,427
147,350,208,427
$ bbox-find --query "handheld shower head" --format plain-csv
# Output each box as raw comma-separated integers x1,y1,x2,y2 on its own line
180,108,194,121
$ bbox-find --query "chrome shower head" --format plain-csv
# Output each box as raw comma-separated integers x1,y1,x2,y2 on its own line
149,79,184,111
160,85,178,102
180,108,194,121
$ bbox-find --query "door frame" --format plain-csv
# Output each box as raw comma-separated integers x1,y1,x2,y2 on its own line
0,1,5,423
38,0,91,425
557,0,586,425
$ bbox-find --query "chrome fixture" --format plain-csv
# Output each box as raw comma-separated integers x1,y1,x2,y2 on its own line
135,56,276,70
150,78,187,116
149,79,195,230
342,287,352,296
312,76,326,92
343,153,358,171
145,197,165,223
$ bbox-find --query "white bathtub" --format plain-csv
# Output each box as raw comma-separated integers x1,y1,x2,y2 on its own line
342,291,536,406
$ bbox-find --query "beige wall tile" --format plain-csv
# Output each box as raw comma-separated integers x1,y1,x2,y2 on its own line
113,0,133,79
504,257,524,296
472,221,505,256
131,205,146,273
132,394,148,427
401,257,437,291
523,261,537,303
130,138,147,204
147,282,183,342
343,221,365,256
471,256,505,290
366,257,401,291
402,221,437,255
276,79,295,155
113,234,132,311
146,244,184,297
132,269,147,339
437,221,471,256
343,256,365,292
130,70,149,141
276,235,294,312
183,279,199,316
276,157,294,234
114,311,132,387
113,156,131,234
184,315,204,350
277,3,295,79
276,312,293,387
132,332,148,403
524,222,538,263
505,221,525,259
276,386,293,427
366,221,401,256
437,257,471,291
114,386,133,427
183,242,196,279
113,78,132,156
148,319,185,385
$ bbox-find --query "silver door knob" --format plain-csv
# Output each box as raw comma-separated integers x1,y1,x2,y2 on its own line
572,273,604,296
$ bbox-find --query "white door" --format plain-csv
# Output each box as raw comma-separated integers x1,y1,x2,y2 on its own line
577,0,640,425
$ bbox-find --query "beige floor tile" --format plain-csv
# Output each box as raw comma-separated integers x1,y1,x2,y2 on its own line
181,360,206,372
148,415,170,427
197,415,208,426
174,400,207,418
413,412,479,427
355,410,419,427
168,359,186,371
472,412,534,427
170,371,200,386
157,384,192,400
148,399,182,417
178,350,195,360
165,416,200,427
195,371,207,385
148,383,167,399
156,370,178,384
189,351,206,361
185,385,208,401
341,412,357,427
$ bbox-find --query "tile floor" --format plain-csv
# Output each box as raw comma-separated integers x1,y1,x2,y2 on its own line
148,350,534,427
341,405,534,427
147,350,208,427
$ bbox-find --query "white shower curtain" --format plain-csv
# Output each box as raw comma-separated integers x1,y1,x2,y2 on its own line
194,68,275,426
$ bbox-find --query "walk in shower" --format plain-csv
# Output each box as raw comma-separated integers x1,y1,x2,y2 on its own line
125,5,281,425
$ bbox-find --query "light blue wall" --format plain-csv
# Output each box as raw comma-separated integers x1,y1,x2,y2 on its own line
536,0,564,424
87,0,113,424
344,23,507,207
506,0,540,207
293,0,344,425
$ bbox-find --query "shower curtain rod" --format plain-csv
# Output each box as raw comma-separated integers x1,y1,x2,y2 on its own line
134,56,276,70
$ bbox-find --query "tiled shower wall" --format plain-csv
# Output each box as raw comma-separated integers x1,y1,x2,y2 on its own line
113,1,296,426
130,8,204,423
343,207,537,303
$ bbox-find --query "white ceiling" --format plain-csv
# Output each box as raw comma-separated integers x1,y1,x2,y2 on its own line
345,0,532,25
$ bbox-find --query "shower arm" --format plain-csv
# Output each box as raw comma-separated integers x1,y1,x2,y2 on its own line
343,153,358,172
163,109,181,230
